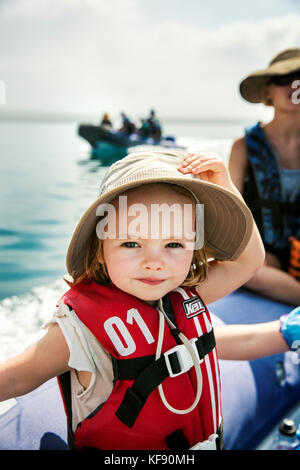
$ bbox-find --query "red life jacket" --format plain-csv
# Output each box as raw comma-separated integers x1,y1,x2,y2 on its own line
57,280,222,450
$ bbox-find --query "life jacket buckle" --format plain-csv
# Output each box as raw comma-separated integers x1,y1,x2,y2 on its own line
189,433,218,450
164,338,202,378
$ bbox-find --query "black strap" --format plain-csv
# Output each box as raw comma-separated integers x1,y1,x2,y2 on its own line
58,371,76,449
195,329,216,360
115,329,216,428
166,429,190,450
162,294,182,344
113,354,156,380
114,329,215,380
115,354,170,427
162,295,177,326
58,372,72,422
166,420,224,450
57,304,77,450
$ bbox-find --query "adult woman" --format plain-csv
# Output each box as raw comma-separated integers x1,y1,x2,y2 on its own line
229,48,300,305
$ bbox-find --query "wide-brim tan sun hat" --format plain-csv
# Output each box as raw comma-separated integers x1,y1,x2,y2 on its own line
240,48,300,103
66,150,254,278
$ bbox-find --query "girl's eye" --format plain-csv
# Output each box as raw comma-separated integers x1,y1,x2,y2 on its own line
166,242,183,248
121,241,139,248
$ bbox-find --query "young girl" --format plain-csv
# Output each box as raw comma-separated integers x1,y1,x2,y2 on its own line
229,48,300,305
0,150,298,451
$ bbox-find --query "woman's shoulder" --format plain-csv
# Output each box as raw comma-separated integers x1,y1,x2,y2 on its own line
231,135,247,152
229,136,249,192
230,123,263,154
229,135,248,167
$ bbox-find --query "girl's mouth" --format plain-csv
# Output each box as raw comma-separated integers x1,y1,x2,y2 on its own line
137,278,166,285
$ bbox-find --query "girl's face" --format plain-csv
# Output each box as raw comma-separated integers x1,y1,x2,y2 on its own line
101,184,196,301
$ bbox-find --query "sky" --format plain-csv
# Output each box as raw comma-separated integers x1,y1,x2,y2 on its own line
0,0,300,120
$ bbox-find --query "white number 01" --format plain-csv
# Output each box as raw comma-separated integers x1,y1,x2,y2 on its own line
103,308,155,356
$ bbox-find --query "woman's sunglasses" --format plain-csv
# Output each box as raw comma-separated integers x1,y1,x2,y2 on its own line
269,71,300,87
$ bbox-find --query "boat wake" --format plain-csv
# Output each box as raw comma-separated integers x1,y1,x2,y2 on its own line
0,278,67,361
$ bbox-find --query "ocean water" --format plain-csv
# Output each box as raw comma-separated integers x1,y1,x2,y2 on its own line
0,118,251,360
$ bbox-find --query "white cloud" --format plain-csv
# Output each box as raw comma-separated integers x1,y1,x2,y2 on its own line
1,0,299,119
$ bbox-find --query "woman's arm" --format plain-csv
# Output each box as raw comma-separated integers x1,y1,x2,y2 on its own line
0,324,71,401
178,152,265,305
215,321,289,361
228,136,249,193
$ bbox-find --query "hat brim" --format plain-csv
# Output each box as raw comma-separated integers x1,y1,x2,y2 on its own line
66,175,253,278
240,57,300,103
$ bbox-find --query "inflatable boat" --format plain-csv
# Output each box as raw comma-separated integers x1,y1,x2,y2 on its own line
0,288,299,450
78,125,185,165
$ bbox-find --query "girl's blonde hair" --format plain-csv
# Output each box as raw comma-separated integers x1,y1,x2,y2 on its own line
65,184,209,288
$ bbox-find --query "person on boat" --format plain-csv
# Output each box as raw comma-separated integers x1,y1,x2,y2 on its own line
147,109,162,139
138,118,150,137
119,112,135,135
229,48,300,306
100,113,113,130
0,150,299,451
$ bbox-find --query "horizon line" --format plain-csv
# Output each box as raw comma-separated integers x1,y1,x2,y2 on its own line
0,109,252,124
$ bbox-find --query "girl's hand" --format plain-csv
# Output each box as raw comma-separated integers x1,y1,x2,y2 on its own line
177,152,234,191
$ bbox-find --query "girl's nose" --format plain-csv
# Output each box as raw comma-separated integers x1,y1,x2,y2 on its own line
141,254,164,271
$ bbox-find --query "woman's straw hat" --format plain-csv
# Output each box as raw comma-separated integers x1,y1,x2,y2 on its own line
66,150,253,278
240,48,300,103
